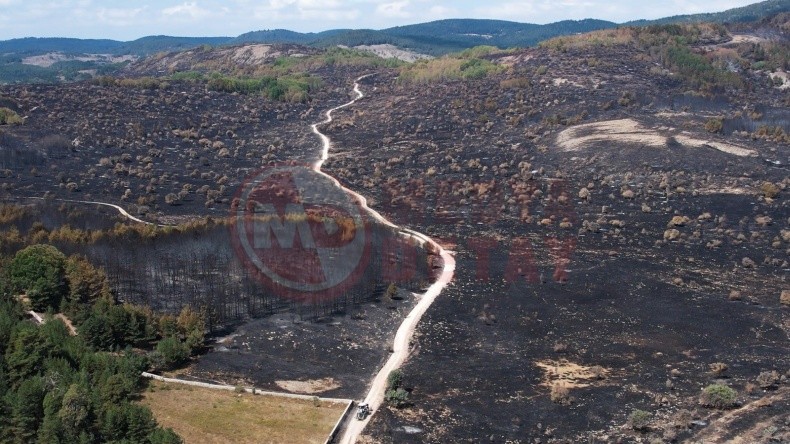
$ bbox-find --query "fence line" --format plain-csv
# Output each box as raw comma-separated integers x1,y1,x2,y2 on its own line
140,371,352,404
324,400,355,444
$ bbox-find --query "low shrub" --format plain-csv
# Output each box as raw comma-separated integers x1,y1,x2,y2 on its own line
699,384,737,409
705,117,723,133
386,369,403,391
628,409,651,431
384,387,409,407
0,107,23,125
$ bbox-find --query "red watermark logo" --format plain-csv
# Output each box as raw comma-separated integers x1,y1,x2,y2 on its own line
230,164,371,303
231,164,579,303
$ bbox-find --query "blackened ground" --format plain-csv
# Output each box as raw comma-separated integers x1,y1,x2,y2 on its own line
317,47,789,443
185,289,420,400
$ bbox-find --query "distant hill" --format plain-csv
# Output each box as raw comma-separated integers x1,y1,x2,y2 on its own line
232,29,346,45
380,18,616,53
0,35,233,56
0,37,124,55
120,36,232,55
231,19,617,56
627,0,790,26
0,0,784,58
0,0,786,83
0,18,621,77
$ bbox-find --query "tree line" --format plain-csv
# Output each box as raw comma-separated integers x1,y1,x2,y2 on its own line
0,202,431,330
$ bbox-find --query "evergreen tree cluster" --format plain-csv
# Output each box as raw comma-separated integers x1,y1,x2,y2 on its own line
0,244,209,443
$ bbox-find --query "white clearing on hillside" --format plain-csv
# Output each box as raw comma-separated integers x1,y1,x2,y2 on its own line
22,52,136,67
353,44,433,62
556,119,666,151
230,44,307,65
555,118,756,157
673,134,756,157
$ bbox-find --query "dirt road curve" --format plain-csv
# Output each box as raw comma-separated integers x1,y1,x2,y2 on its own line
22,196,154,225
310,76,456,444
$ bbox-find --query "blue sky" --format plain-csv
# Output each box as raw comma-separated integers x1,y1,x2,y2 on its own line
0,0,763,40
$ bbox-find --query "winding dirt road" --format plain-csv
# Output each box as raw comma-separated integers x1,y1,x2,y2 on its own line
310,76,456,444
22,196,154,224
21,76,455,443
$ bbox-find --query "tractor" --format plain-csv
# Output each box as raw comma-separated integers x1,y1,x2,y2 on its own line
356,402,370,420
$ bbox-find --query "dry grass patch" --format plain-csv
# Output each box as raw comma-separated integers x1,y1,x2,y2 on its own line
141,380,347,444
535,360,610,389
275,377,341,394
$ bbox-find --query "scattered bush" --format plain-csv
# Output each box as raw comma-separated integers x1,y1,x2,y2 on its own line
206,73,320,102
386,369,403,392
385,283,399,300
398,48,502,84
699,384,737,409
628,409,651,431
384,368,409,407
705,117,723,133
664,229,681,241
384,387,409,407
709,362,728,376
590,365,606,380
756,370,780,389
0,107,23,125
760,182,780,198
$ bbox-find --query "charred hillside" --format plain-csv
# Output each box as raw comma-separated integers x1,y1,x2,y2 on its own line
0,14,787,443
315,21,789,444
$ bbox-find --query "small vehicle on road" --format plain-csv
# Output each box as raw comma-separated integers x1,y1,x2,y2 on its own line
356,402,370,420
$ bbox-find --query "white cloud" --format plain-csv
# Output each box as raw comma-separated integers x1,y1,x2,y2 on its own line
474,2,537,21
267,0,296,10
162,2,211,19
300,8,360,21
253,0,359,24
97,7,146,26
376,1,411,19
297,0,343,9
427,5,457,17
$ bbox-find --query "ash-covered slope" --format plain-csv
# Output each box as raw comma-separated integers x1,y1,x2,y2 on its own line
315,19,789,444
